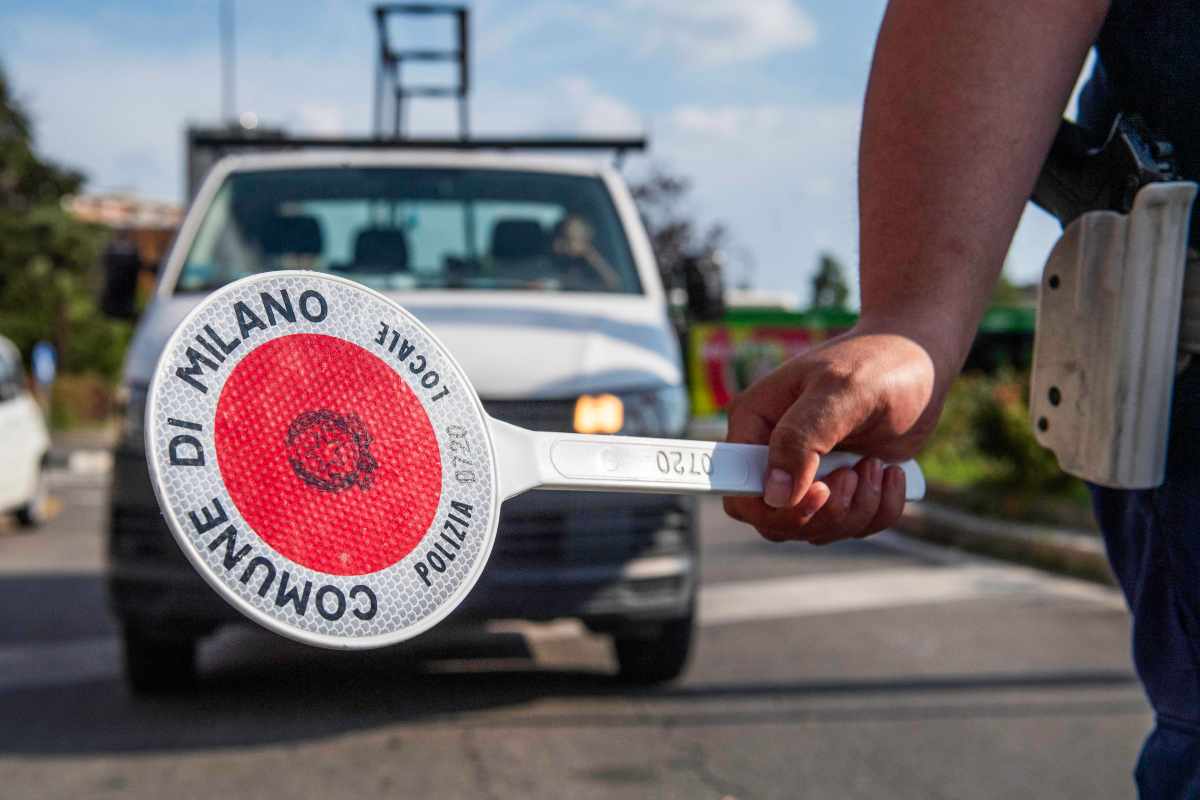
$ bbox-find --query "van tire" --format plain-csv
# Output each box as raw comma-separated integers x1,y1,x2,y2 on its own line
123,627,198,696
613,612,694,685
15,463,49,528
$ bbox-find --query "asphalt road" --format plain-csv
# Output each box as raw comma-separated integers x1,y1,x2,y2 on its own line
0,464,1150,800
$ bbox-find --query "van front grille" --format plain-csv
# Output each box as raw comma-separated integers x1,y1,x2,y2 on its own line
482,398,575,432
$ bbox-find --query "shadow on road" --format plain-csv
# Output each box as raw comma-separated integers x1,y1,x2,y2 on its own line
0,616,1142,757
0,566,1145,758
0,574,117,644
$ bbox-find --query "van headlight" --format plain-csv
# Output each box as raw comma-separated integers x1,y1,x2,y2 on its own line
574,386,688,438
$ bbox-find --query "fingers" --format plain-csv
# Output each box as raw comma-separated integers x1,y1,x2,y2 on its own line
725,475,838,543
726,395,774,447
722,480,830,539
801,468,859,544
724,458,909,545
762,459,818,509
807,460,882,545
726,372,827,511
724,363,811,446
724,368,799,448
763,372,867,509
860,465,907,536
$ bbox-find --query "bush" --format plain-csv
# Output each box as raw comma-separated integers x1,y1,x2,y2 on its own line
48,372,116,430
920,369,1084,498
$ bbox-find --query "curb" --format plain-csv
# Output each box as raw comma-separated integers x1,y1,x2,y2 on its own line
895,501,1115,586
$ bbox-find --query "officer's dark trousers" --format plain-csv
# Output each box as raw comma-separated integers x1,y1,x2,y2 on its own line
1092,362,1200,797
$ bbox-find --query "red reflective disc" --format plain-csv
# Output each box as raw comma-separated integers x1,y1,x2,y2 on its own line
214,333,442,575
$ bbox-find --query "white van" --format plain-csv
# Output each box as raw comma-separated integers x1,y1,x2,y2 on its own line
107,150,707,692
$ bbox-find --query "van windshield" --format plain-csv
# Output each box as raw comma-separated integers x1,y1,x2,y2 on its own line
177,167,643,295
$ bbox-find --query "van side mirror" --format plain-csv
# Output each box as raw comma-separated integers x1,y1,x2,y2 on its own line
100,241,142,319
682,254,725,322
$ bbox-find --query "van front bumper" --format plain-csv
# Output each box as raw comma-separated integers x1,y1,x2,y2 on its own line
108,443,697,635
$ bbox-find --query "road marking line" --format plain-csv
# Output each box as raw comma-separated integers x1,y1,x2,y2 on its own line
502,559,1126,664
698,563,1124,627
66,450,113,475
0,561,1125,691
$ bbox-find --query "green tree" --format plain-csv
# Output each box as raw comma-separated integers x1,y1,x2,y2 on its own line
0,65,126,379
630,165,728,291
811,251,850,310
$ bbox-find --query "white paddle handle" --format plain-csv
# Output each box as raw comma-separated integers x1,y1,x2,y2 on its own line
488,418,925,502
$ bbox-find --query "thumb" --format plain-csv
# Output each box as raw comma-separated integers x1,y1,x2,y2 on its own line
763,386,862,509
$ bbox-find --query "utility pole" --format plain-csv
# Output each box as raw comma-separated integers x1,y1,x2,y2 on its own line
220,0,236,123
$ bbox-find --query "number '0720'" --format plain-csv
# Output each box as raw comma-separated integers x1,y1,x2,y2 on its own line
655,450,711,477
447,425,476,483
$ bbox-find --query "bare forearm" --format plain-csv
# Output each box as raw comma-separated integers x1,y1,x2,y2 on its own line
858,0,1109,373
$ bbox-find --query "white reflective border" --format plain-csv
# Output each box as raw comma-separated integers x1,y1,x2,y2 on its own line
146,271,499,649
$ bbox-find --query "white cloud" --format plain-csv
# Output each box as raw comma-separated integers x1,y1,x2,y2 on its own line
475,2,565,59
555,77,643,135
617,0,816,65
666,103,860,144
475,0,816,68
408,76,642,137
7,19,218,200
296,103,347,135
648,101,863,295
670,105,789,139
6,14,638,200
653,99,1060,298
6,15,372,201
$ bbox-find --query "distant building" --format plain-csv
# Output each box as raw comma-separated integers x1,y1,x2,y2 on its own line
64,192,182,269
724,287,802,311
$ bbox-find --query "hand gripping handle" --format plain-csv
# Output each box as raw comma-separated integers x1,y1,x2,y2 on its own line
488,418,926,502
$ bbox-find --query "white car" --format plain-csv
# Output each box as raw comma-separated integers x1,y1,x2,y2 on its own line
0,336,50,527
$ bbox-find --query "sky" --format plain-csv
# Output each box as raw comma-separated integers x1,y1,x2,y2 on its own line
0,0,1071,303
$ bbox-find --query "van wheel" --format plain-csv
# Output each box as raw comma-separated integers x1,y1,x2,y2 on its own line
122,627,198,696
613,612,694,685
15,464,49,528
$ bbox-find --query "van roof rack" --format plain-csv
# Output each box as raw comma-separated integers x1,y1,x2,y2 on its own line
188,131,647,155
185,129,647,198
